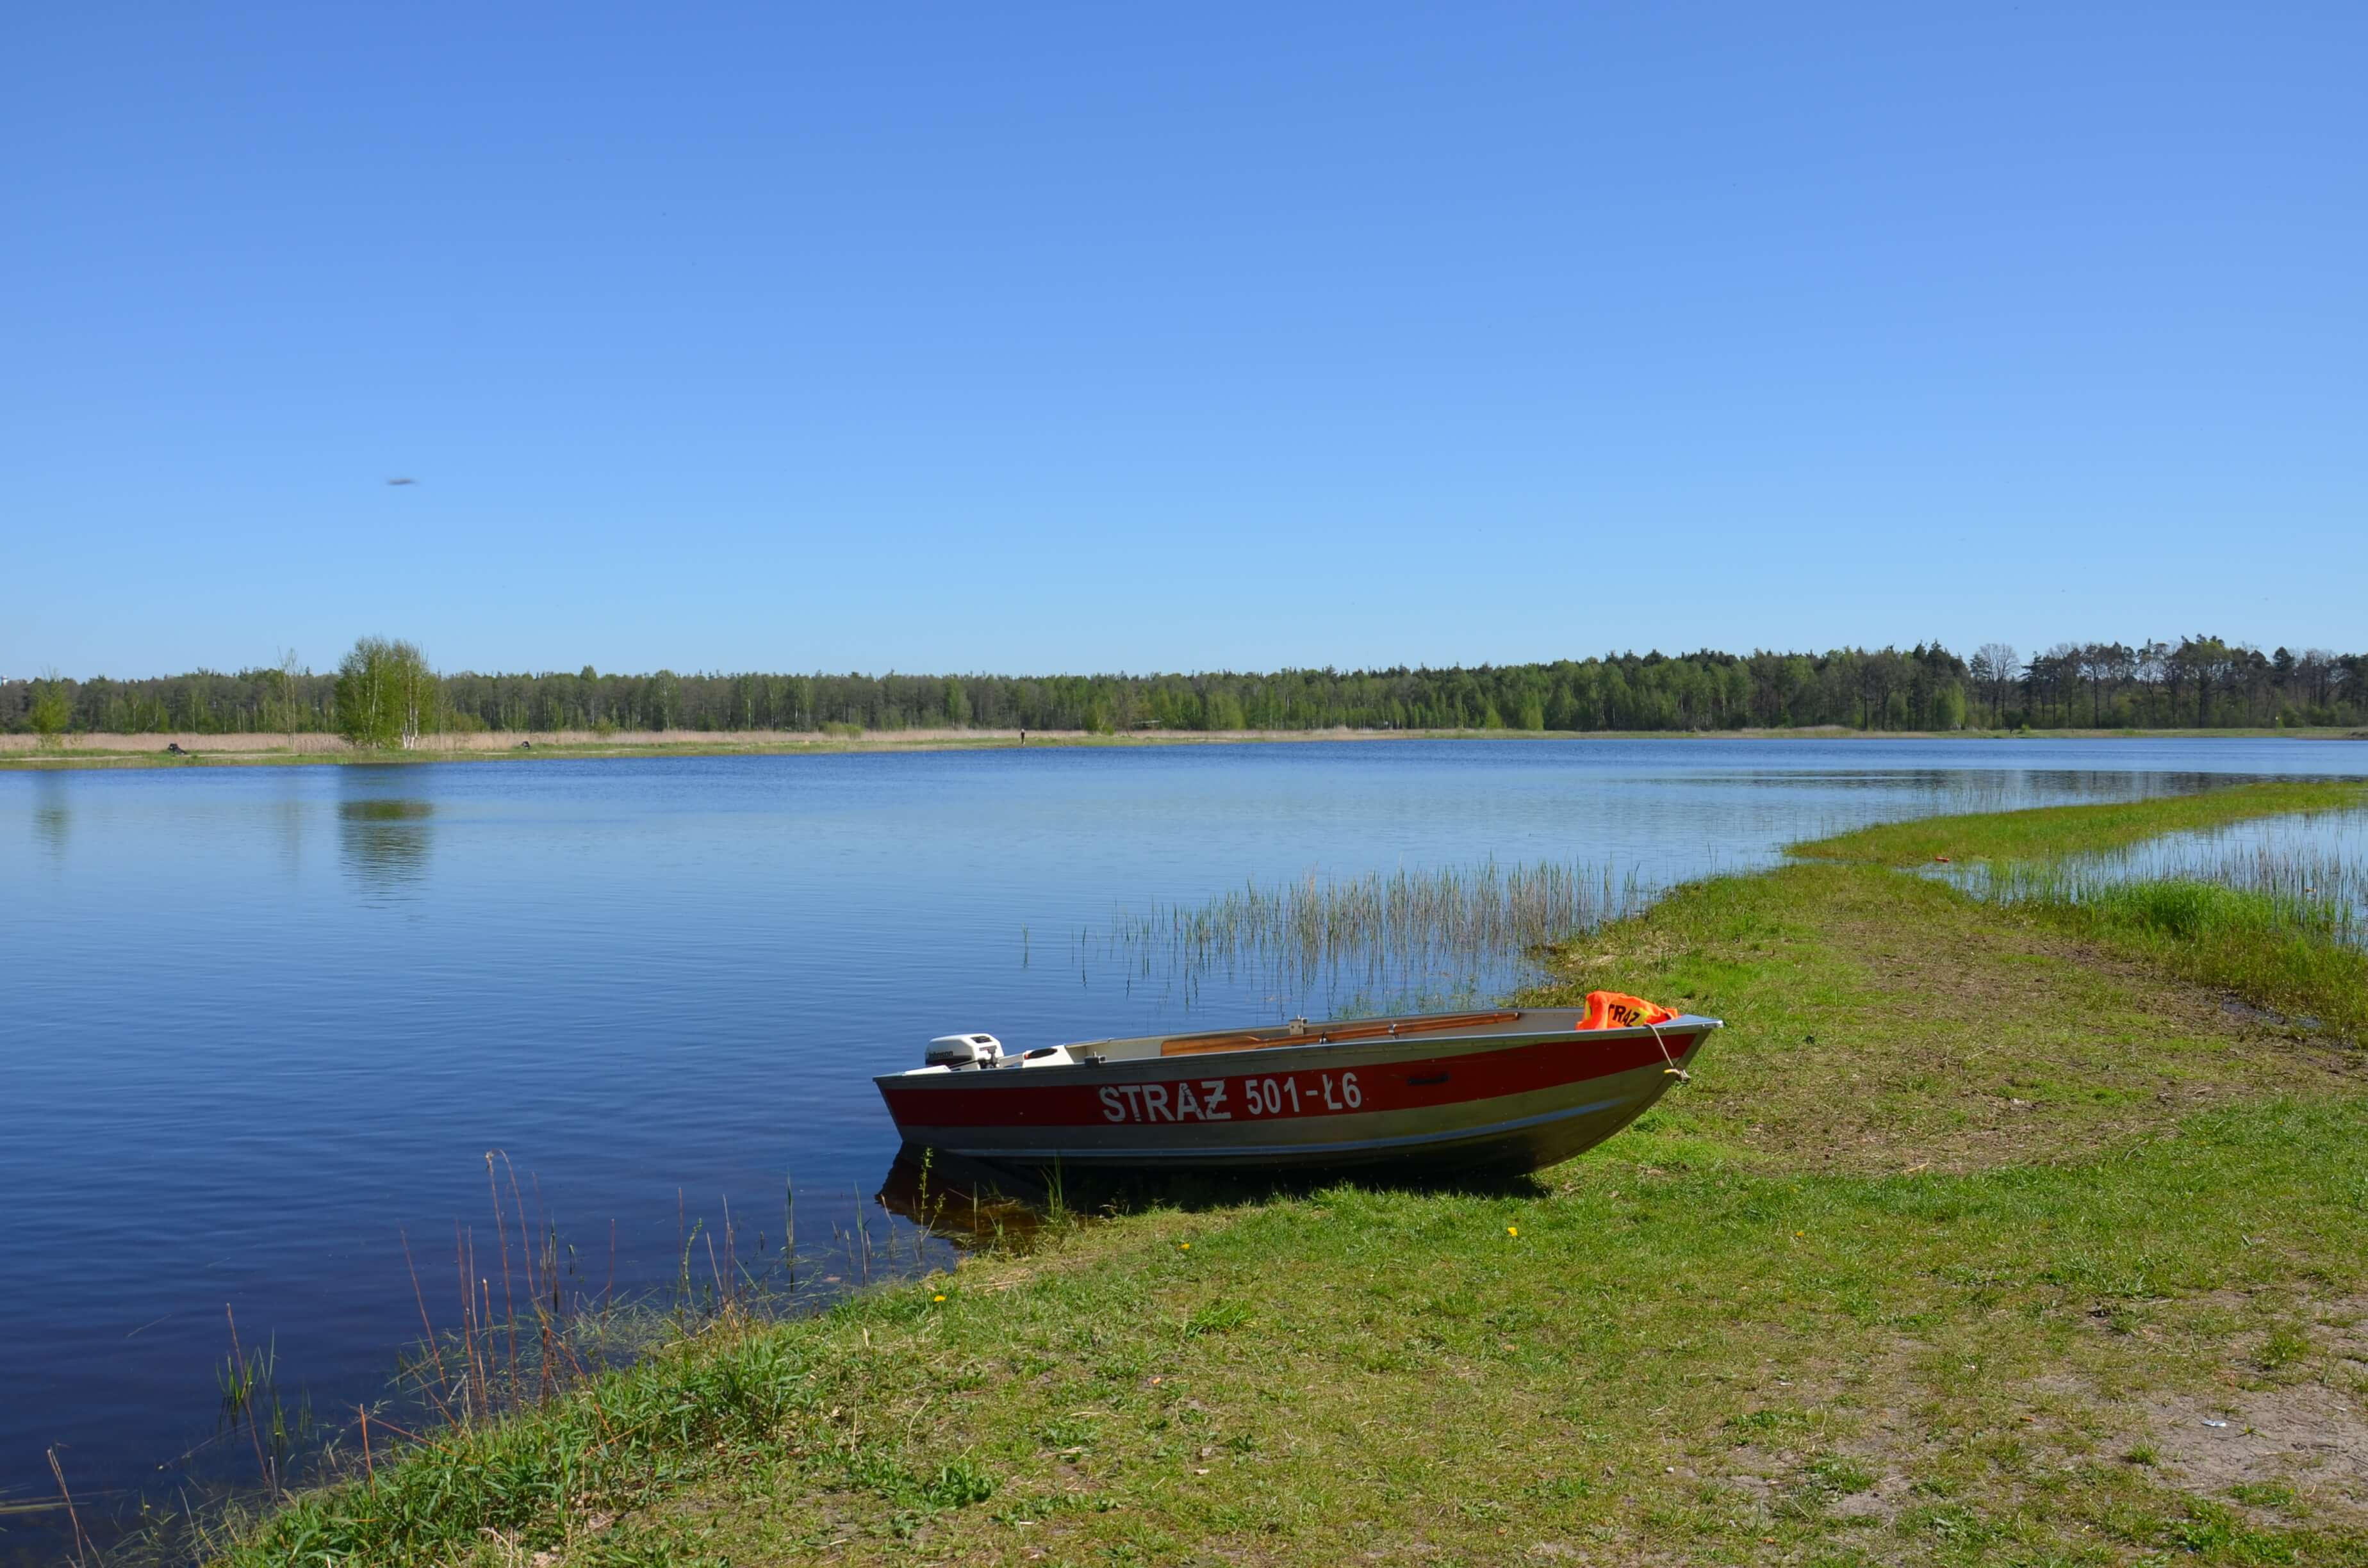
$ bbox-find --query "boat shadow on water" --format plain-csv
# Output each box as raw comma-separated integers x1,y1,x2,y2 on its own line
874,1145,1550,1250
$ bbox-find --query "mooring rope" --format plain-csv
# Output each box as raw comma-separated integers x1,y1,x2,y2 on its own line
1647,1020,1690,1082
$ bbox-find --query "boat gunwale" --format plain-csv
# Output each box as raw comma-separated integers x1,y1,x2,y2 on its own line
875,1013,1722,1088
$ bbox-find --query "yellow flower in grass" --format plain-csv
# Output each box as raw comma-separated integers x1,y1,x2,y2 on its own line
1507,1226,1519,1237
933,1294,946,1302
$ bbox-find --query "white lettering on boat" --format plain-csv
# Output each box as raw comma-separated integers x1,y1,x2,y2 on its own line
1103,1071,1358,1124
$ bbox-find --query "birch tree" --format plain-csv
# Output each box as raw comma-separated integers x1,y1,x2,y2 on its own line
274,648,306,742
29,668,72,746
334,637,436,749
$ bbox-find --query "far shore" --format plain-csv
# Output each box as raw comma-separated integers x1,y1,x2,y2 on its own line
2,723,2362,771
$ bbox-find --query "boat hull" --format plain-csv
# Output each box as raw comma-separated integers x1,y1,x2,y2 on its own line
875,1015,1717,1173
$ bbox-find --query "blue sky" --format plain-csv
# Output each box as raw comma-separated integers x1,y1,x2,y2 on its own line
6,3,2361,679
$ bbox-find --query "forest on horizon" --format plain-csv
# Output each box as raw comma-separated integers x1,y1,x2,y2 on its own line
5,636,2365,739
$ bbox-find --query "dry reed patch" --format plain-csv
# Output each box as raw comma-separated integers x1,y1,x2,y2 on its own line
0,727,1043,754
1,728,1379,769
0,730,356,754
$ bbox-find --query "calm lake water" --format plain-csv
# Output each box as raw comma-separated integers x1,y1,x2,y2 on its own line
4,737,2365,1555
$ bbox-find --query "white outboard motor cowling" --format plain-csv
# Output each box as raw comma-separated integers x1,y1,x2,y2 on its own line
926,1033,1006,1069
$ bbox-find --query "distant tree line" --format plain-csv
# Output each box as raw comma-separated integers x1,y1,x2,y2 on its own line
6,635,2365,740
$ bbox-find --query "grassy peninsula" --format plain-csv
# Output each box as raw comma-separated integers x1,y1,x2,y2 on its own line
218,784,2368,1567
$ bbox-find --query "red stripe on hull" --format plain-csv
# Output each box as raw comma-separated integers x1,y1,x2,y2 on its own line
878,1029,1697,1133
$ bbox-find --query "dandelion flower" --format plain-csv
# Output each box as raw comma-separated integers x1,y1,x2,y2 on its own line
933,1294,946,1302
1507,1225,1518,1237
1181,1242,1191,1250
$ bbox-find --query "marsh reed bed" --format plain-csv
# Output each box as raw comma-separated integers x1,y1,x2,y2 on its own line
1073,858,1650,1017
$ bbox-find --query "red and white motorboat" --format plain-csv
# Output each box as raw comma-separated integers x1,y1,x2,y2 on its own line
874,999,1719,1173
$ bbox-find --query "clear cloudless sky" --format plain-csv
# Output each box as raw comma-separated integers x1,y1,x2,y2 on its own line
5,3,2362,679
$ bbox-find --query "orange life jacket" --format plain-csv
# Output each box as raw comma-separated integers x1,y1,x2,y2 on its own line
1576,990,1677,1031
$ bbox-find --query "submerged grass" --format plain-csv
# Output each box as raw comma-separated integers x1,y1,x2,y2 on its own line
214,785,2368,1566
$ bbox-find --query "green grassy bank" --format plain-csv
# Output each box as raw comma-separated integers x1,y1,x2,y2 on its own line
218,786,2368,1566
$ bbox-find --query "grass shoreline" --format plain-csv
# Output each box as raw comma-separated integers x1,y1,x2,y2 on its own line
7,724,2365,771
206,784,2368,1565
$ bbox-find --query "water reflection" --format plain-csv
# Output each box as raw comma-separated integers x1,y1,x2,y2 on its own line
871,1148,1295,1250
875,1148,1056,1248
29,772,69,856
873,1143,1554,1250
267,789,308,879
1714,768,2238,799
336,778,434,896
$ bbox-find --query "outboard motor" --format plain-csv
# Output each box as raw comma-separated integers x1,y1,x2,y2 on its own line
926,1033,1006,1069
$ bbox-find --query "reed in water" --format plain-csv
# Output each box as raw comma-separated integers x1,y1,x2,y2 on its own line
1957,814,2367,953
1083,858,1649,1010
